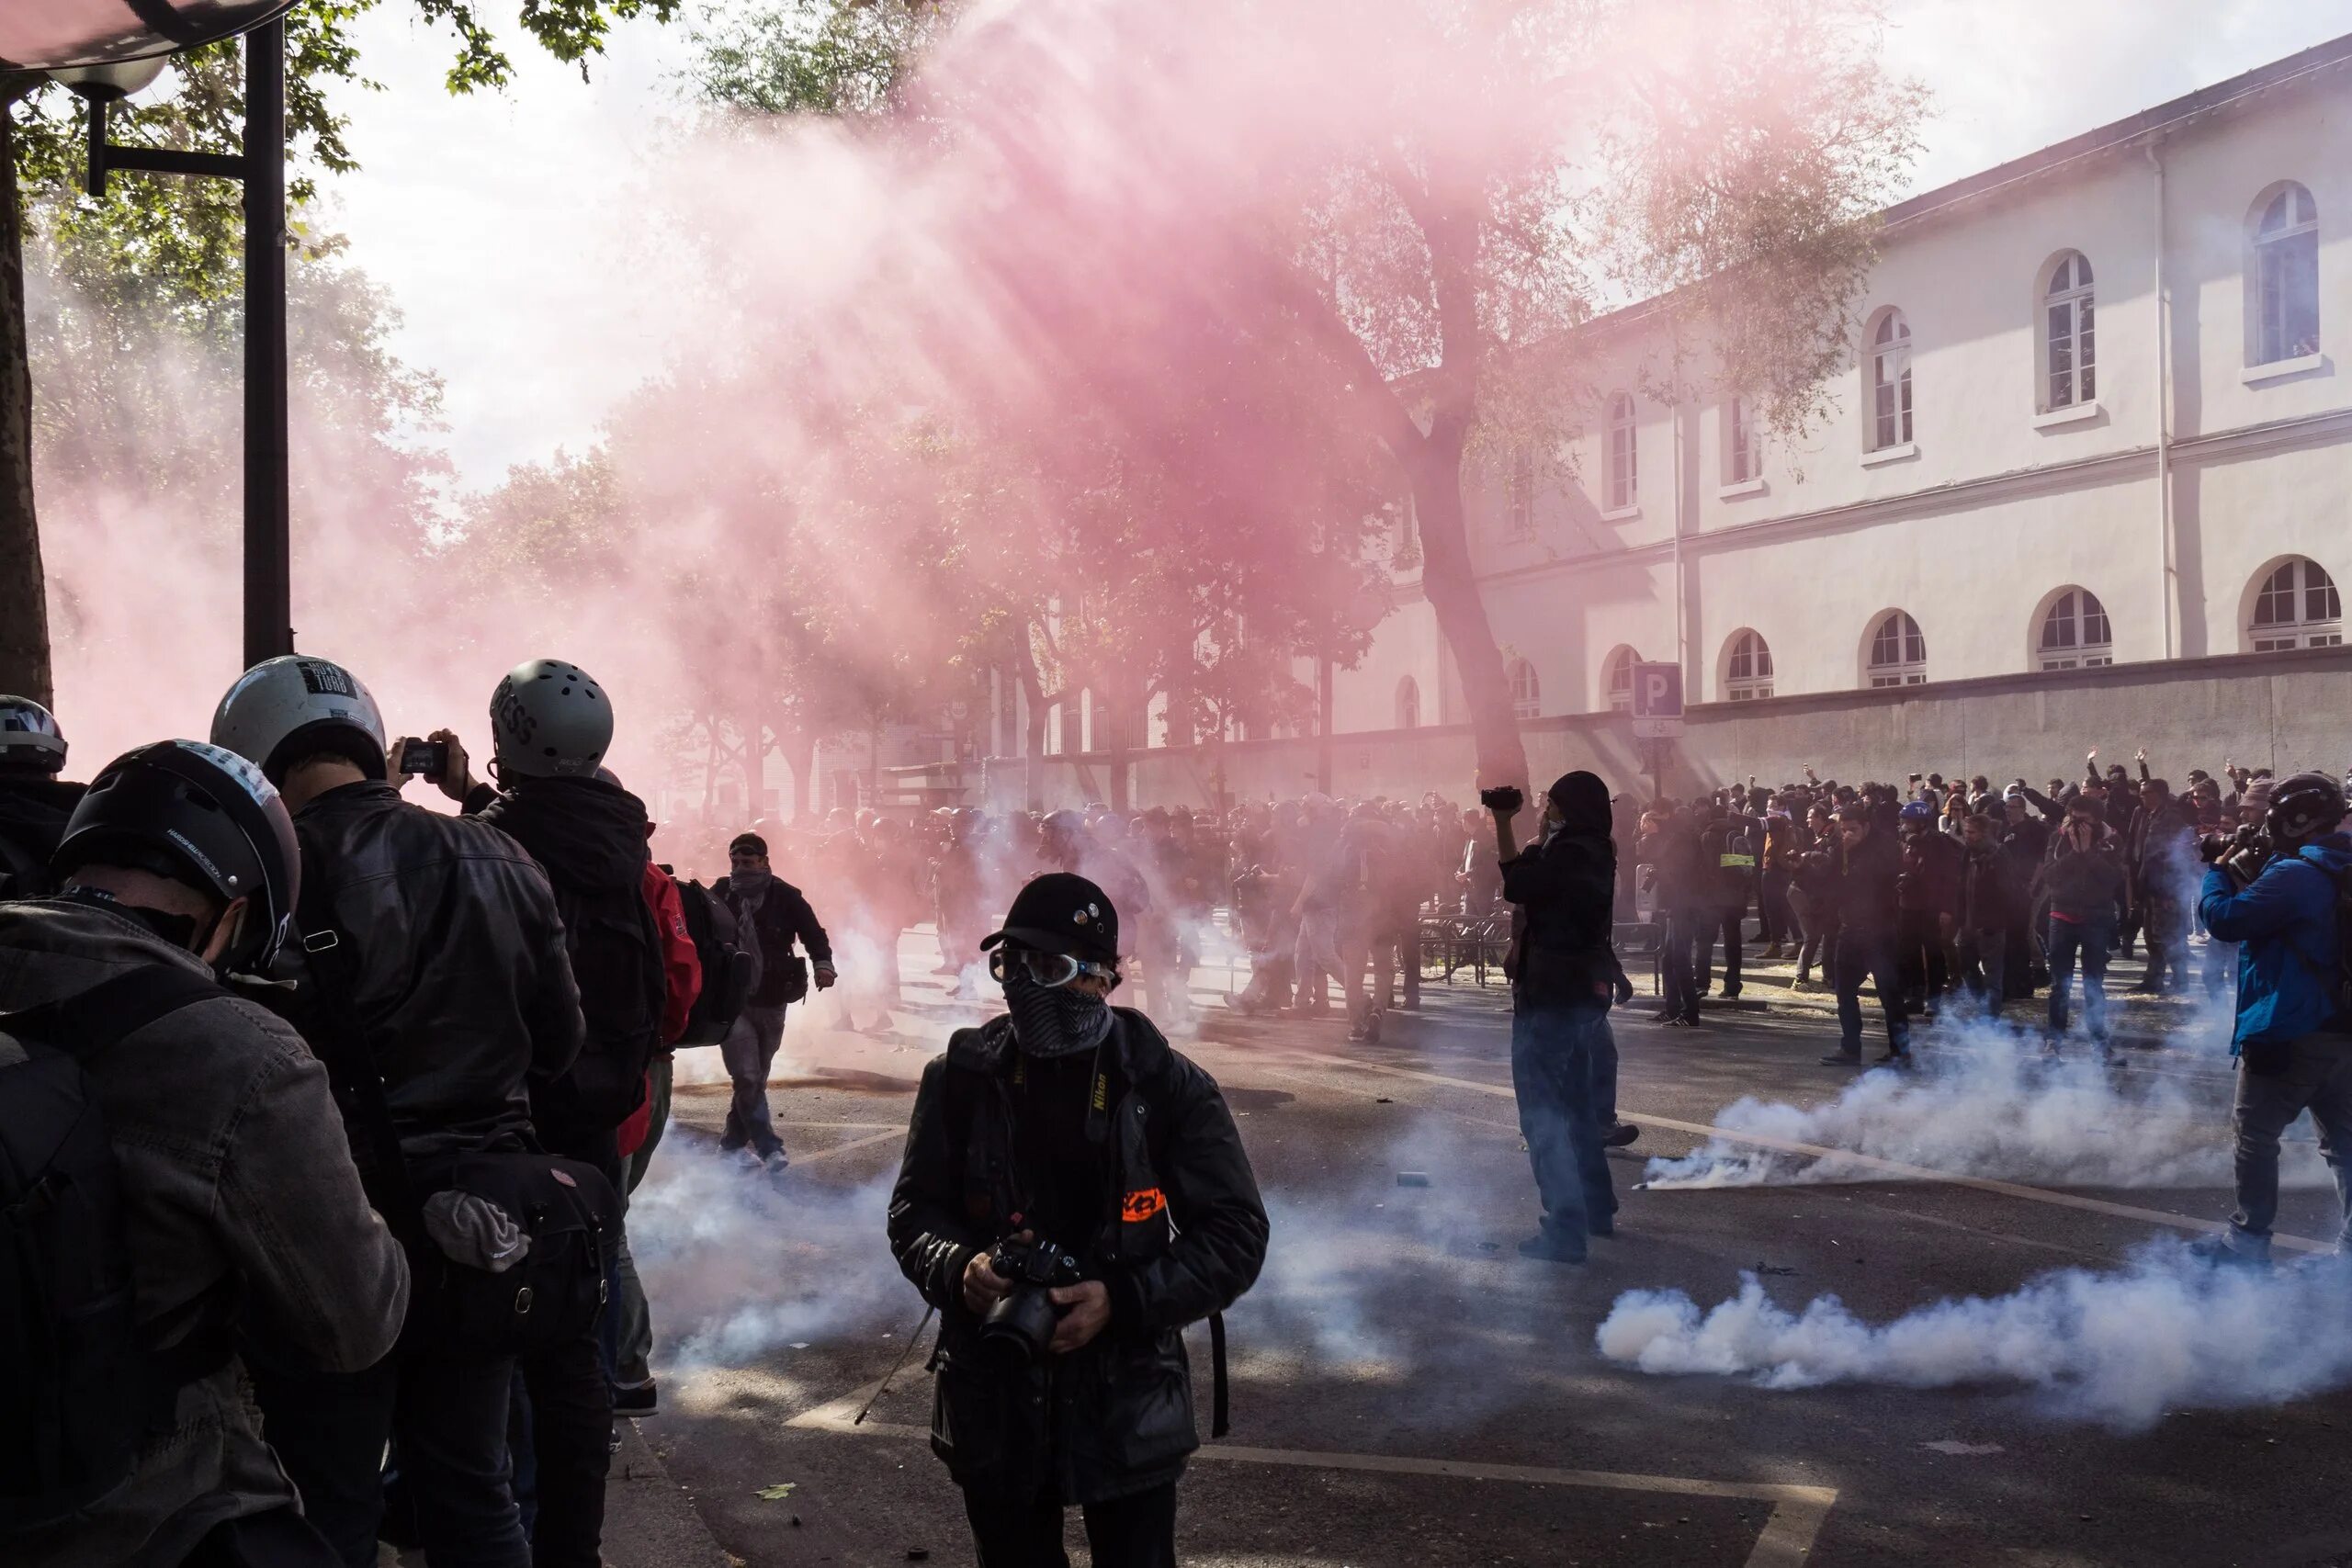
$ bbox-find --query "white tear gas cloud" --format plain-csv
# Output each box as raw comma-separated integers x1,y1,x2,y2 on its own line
1638,999,2330,1192
1597,1242,2352,1430
627,1141,910,1367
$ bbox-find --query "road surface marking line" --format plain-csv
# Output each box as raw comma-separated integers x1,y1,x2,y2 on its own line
788,1381,1836,1567
786,1129,906,1166
1260,1046,2329,1254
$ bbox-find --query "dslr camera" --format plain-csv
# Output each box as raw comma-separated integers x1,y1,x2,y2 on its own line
2199,824,2273,887
980,1236,1084,1366
1479,784,1525,815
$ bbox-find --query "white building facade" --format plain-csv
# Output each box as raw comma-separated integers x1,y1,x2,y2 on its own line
1334,37,2350,740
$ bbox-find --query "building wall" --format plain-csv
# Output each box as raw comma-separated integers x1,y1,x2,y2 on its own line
983,648,2352,812
1321,72,2351,730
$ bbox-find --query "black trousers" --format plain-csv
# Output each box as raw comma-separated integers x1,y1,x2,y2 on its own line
1894,908,1949,1002
962,1480,1178,1568
1695,908,1744,996
181,1508,343,1568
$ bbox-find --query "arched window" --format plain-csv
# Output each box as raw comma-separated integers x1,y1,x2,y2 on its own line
1044,701,1066,756
1605,392,1638,510
1604,647,1643,713
2044,253,2095,410
1868,310,1913,450
1395,676,1420,731
1506,658,1540,719
1866,612,1927,687
1724,630,1774,700
2249,558,2342,650
2251,183,2320,366
2039,589,2113,671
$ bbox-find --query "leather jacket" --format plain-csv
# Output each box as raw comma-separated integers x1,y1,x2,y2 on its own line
889,1010,1268,1506
287,781,584,1169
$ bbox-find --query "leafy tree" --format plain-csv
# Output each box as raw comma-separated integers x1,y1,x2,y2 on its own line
691,0,1924,797
0,0,684,703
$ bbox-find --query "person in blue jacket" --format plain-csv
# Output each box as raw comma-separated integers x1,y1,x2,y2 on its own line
2196,772,2352,1263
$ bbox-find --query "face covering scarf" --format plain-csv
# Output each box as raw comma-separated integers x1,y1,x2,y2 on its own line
1004,969,1114,1059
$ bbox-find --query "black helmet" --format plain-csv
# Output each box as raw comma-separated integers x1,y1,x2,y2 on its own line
2266,772,2347,841
0,694,66,774
52,740,301,974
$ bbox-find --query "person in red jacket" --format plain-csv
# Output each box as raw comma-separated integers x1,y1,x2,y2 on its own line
612,813,702,1416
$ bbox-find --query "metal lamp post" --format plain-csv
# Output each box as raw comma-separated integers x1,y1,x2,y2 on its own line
12,1,297,669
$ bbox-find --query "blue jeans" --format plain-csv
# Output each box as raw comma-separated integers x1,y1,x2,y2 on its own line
2230,1032,2352,1255
719,1003,789,1156
2046,918,2114,1040
1510,1005,1616,1251
1834,934,1910,1058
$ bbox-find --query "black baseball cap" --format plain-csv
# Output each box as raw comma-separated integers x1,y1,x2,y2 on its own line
980,872,1119,964
730,832,768,856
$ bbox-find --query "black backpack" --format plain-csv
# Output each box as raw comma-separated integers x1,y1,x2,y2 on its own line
0,831,50,900
542,875,667,1131
672,877,755,1046
0,965,232,1533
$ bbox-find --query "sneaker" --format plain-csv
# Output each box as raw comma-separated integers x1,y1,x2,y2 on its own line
758,1148,791,1174
2188,1231,2270,1269
612,1381,659,1417
1604,1122,1641,1148
1818,1051,1861,1066
1872,1050,1911,1066
1516,1233,1587,1264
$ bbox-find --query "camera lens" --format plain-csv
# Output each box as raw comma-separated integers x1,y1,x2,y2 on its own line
980,1288,1061,1367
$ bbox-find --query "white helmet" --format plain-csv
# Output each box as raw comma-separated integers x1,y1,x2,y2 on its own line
490,659,613,780
0,695,66,774
209,656,389,785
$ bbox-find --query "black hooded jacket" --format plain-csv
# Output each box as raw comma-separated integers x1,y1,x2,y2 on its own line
1498,772,1620,1009
468,776,664,1139
0,777,86,894
888,1009,1268,1506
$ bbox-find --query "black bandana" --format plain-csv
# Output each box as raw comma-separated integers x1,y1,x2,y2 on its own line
1004,971,1114,1059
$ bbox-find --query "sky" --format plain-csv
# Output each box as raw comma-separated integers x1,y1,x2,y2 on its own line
325,0,2352,488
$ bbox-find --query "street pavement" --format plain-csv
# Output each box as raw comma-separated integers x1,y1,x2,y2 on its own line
604,933,2352,1568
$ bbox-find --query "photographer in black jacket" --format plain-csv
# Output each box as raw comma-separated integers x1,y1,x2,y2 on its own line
888,873,1268,1568
210,656,588,1568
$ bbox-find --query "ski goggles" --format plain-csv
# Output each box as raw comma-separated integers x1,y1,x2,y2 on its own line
988,948,1117,989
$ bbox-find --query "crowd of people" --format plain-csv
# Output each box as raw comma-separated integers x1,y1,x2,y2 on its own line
7,655,2345,1568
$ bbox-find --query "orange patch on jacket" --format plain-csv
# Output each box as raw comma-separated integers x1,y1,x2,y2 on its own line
1121,1188,1167,1224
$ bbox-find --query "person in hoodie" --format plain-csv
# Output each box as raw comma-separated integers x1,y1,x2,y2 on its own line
209,655,584,1568
888,873,1267,1568
712,830,836,1169
1495,772,1634,1263
2196,773,2352,1264
0,694,85,895
2,740,406,1568
413,660,664,1568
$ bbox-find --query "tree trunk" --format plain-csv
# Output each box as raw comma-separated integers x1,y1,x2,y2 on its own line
1014,637,1050,812
781,727,816,823
0,97,51,705
1405,429,1527,793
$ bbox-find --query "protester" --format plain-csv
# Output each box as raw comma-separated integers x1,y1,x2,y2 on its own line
211,654,594,1568
1894,800,1962,1014
714,830,837,1169
1822,805,1910,1067
1,740,407,1568
888,873,1268,1567
2032,798,2130,1053
1952,809,2019,1013
2195,773,2352,1263
1493,773,1632,1262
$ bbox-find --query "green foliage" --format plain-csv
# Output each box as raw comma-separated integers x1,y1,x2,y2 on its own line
691,0,955,118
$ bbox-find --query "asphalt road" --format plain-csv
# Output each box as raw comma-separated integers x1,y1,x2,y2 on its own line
618,936,2352,1568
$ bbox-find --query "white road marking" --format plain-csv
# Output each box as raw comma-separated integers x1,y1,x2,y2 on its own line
1254,1043,2331,1254
789,1381,1838,1568
786,1128,907,1166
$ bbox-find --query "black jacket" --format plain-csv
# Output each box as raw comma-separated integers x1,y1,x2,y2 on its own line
715,874,833,1008
469,776,662,1138
1834,828,1902,935
1958,840,2020,932
888,1010,1268,1506
1499,829,1618,1010
2032,837,2130,926
288,781,583,1169
0,777,85,894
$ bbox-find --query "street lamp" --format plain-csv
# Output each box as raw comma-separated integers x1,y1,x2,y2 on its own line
8,1,297,669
